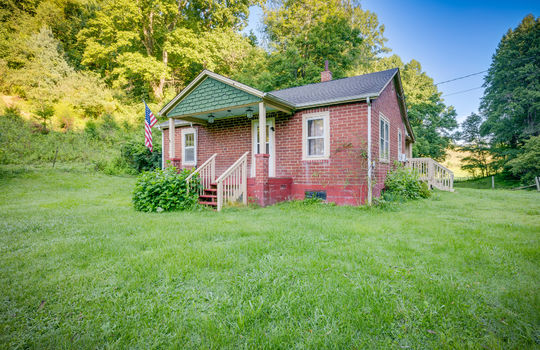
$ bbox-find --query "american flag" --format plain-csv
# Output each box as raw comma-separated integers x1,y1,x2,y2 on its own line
144,102,158,151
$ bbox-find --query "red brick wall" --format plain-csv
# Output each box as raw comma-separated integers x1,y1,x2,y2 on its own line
371,78,407,197
248,177,293,205
273,103,370,205
163,117,253,174
162,79,409,205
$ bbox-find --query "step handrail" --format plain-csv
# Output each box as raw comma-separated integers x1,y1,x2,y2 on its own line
186,153,217,182
215,151,250,183
407,157,454,192
216,151,249,211
186,153,217,194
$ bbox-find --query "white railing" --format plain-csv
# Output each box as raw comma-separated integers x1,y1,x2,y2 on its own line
216,151,249,211
407,157,454,192
186,153,217,195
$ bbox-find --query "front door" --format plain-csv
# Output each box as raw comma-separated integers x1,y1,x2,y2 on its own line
252,118,275,177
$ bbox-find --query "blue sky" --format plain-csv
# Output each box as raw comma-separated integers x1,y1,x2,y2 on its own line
243,1,539,123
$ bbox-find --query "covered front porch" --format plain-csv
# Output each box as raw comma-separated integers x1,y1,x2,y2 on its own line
159,70,295,210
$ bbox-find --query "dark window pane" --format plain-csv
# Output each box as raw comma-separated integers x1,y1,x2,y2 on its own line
305,191,327,200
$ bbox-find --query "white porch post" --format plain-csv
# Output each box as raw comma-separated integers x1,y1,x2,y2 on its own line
258,102,266,154
168,118,175,159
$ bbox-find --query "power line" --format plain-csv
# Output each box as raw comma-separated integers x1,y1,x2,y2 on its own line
435,70,488,85
441,86,483,97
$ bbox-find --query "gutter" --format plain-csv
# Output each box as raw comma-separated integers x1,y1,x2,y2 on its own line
367,97,373,206
278,93,378,110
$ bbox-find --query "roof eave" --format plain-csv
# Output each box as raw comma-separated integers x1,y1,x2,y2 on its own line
263,93,295,113
391,70,415,142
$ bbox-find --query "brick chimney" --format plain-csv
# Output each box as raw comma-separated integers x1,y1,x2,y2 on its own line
321,60,332,82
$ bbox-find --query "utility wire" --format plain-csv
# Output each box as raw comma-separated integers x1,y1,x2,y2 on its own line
441,86,483,97
435,70,488,85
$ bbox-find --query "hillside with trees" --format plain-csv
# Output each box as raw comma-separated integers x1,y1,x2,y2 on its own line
9,0,538,178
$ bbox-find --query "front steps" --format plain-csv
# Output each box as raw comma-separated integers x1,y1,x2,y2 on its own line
198,183,218,209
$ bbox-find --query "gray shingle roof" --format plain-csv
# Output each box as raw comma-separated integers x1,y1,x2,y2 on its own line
267,68,398,108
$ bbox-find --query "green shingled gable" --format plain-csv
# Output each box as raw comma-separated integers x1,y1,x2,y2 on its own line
167,77,261,117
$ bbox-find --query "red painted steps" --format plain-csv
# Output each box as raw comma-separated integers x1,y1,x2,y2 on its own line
198,183,218,208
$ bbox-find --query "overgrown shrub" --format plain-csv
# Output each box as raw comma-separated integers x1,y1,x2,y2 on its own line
507,136,540,185
132,167,200,212
384,165,431,200
120,140,162,173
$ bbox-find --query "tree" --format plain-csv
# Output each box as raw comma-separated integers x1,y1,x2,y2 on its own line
6,26,114,121
0,0,93,70
77,0,257,100
458,113,498,177
261,0,388,90
480,15,540,150
506,136,540,184
356,55,458,161
34,104,54,133
8,27,72,102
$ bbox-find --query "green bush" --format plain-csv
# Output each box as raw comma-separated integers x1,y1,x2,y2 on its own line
132,167,201,212
384,165,431,200
120,140,162,173
419,181,432,198
507,136,540,185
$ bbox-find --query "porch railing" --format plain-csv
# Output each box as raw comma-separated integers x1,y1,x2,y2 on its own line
186,153,217,195
407,157,454,192
216,151,249,211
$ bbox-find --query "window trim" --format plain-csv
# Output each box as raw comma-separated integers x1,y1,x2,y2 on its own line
302,111,330,160
181,127,197,166
379,113,390,163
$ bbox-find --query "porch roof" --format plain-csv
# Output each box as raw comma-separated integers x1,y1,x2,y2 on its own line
159,70,294,125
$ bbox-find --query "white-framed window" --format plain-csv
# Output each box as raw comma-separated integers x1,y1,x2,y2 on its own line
181,127,197,166
302,111,330,160
379,113,390,162
398,129,402,157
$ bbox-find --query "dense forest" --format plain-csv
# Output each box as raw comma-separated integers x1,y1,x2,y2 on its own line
457,15,539,183
0,1,537,181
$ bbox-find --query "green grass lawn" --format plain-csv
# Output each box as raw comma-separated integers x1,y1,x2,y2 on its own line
1,168,539,349
454,174,522,190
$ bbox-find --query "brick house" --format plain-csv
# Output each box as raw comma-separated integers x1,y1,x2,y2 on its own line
158,66,420,210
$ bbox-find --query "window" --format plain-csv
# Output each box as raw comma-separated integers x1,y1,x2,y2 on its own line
182,127,197,166
379,114,389,162
302,111,330,160
398,129,402,157
305,190,327,200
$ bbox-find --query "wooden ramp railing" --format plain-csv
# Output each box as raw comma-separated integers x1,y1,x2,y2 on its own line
186,153,217,195
407,158,454,192
216,151,249,211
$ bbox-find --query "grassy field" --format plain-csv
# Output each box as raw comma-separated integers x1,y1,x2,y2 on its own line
1,168,539,349
442,148,471,178
455,174,522,190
